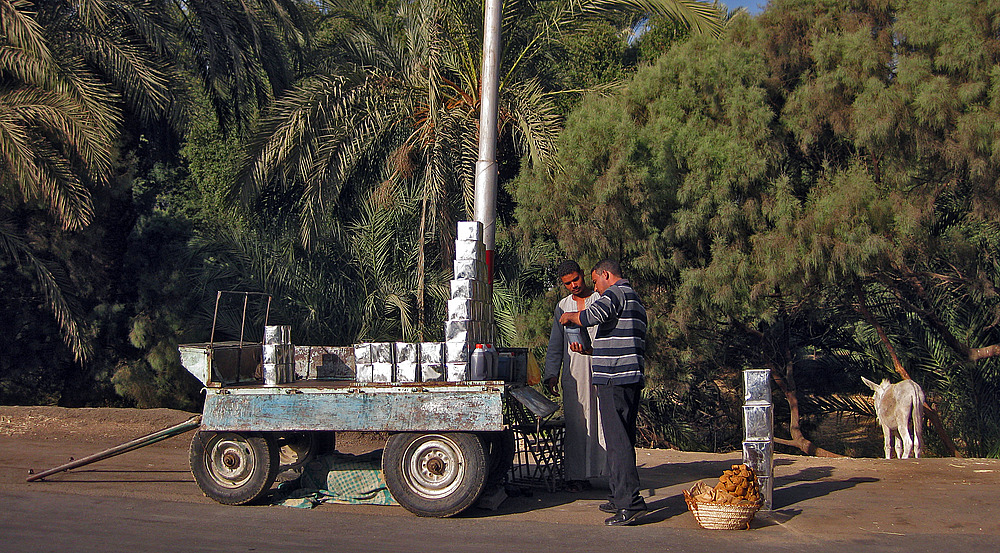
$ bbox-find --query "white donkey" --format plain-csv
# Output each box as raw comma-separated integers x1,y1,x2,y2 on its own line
862,377,925,459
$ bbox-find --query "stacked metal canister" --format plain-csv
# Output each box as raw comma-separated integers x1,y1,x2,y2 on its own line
353,342,389,383
352,342,447,383
262,325,294,386
444,221,493,381
351,221,492,384
742,368,774,511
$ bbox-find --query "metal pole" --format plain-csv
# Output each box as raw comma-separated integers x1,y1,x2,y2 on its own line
238,293,249,381
475,0,501,286
210,290,222,344
27,416,201,482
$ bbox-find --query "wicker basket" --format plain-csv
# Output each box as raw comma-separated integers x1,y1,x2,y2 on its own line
683,489,762,530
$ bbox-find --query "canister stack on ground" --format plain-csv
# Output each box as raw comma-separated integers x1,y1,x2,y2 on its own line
742,368,774,510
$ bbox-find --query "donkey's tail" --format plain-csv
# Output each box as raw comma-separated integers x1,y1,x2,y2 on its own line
911,383,926,457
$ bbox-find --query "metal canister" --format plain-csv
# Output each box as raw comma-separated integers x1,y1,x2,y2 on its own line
446,341,471,364
456,220,483,241
420,342,446,382
262,344,282,365
756,476,774,511
743,368,772,404
394,342,418,383
743,403,773,441
742,440,773,477
263,325,291,345
262,363,280,387
455,239,483,261
450,279,476,299
446,362,468,382
454,259,481,280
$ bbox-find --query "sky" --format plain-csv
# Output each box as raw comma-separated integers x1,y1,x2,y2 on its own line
723,1,766,15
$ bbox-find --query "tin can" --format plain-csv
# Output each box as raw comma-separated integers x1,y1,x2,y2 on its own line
743,368,772,404
757,475,774,511
420,342,445,382
446,341,471,364
395,342,418,383
455,239,483,261
743,404,773,441
355,363,374,383
456,220,483,241
742,440,773,477
372,363,393,383
263,325,291,345
262,344,281,365
446,362,468,382
262,363,280,387
454,259,482,280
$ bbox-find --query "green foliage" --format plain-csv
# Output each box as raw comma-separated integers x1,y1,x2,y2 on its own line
513,0,1000,454
13,0,1000,460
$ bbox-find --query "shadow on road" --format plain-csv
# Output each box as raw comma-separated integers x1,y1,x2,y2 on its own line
31,468,194,484
772,476,878,509
460,457,879,522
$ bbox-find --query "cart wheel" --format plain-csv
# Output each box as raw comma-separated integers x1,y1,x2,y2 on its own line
189,431,279,505
482,430,515,488
277,431,337,469
382,432,488,517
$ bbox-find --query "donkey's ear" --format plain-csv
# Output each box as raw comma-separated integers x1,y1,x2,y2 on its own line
862,377,878,391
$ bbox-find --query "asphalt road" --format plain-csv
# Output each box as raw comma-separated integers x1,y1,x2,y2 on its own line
2,408,999,552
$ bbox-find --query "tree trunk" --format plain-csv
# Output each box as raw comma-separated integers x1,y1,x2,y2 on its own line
416,197,426,342
769,358,841,457
734,317,839,457
881,271,1000,363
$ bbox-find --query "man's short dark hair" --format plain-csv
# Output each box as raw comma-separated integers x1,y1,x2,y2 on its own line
592,258,621,277
556,260,583,279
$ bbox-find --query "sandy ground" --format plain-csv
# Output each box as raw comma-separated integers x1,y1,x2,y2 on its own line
2,404,1000,547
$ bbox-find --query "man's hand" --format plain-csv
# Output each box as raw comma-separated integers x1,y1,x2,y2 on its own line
559,311,581,326
568,342,591,354
544,376,559,396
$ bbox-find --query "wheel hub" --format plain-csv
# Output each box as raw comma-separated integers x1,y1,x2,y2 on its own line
205,434,256,489
426,457,446,476
403,435,466,499
222,451,241,470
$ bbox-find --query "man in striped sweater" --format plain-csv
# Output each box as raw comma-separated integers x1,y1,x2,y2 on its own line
559,258,647,526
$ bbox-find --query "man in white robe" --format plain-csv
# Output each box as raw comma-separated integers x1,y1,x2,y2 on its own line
544,260,606,490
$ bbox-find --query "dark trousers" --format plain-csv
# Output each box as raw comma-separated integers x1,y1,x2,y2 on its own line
596,382,645,511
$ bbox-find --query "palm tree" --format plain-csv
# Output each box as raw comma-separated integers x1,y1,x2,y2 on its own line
2,0,311,361
237,0,723,338
164,0,309,131
1,0,173,360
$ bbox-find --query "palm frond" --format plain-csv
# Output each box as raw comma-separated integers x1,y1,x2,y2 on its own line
0,219,90,360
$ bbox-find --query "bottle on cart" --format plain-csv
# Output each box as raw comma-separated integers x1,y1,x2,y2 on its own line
470,344,489,381
484,344,498,380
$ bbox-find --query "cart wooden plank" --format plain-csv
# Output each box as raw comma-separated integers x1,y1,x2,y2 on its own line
200,384,505,432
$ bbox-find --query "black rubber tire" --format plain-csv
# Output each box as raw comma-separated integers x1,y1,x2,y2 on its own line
276,431,337,469
482,430,515,488
314,431,337,455
382,432,488,517
189,431,279,505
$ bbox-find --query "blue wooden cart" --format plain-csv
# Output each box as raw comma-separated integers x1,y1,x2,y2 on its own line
179,333,552,518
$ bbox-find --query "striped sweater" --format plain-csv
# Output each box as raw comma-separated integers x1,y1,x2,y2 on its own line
577,279,646,385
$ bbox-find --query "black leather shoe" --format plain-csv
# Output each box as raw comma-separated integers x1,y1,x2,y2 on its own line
604,508,646,526
599,502,616,513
